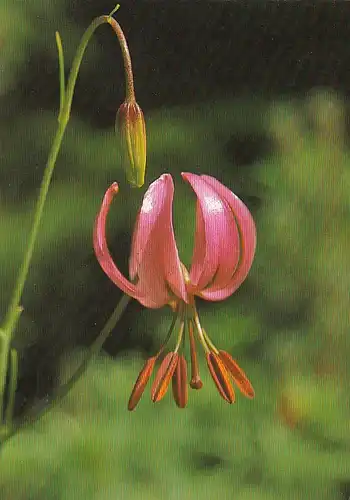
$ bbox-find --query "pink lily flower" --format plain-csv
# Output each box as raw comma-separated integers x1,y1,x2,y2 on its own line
94,173,256,409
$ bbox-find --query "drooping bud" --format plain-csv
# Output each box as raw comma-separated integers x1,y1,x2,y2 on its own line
116,99,146,188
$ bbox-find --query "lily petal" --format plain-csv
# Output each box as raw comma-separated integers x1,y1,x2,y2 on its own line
130,174,188,305
181,173,240,293
199,175,256,301
93,183,145,302
94,177,187,309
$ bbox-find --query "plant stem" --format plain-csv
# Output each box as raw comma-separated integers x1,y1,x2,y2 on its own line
44,294,130,413
0,119,68,419
0,9,135,427
55,31,66,121
61,15,135,124
0,294,131,447
3,14,134,336
0,306,22,419
106,16,135,101
2,120,68,335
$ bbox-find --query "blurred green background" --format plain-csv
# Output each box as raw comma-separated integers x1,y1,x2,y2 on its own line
0,2,349,499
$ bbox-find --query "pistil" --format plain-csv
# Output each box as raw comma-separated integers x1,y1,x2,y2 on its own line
188,319,203,389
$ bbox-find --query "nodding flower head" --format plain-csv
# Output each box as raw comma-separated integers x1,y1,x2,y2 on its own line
93,173,256,409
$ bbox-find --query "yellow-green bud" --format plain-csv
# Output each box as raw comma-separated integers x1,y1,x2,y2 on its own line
117,99,146,188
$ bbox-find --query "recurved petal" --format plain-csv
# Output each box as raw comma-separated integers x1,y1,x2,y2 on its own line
181,173,240,293
129,174,188,305
93,183,147,302
197,175,256,301
219,350,255,398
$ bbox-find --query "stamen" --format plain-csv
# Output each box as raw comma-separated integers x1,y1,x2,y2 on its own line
219,351,255,398
128,356,157,411
151,352,179,402
188,320,203,389
202,328,219,355
156,302,182,357
192,306,211,353
206,352,235,403
172,355,188,408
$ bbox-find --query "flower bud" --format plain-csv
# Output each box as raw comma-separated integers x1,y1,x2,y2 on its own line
116,99,146,188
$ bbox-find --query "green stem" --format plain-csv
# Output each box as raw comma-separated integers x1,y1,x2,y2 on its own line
0,8,135,426
1,294,131,446
2,13,133,336
2,120,67,335
62,15,135,124
55,31,66,121
0,331,7,421
107,16,135,101
0,307,22,419
0,119,67,419
2,17,108,339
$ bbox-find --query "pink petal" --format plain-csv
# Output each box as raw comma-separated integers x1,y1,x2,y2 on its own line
94,183,141,299
129,174,188,305
198,175,256,301
181,173,240,293
93,183,166,308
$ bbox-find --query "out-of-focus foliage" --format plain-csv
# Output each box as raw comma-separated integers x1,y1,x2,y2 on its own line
0,352,259,500
1,90,349,499
0,3,349,497
0,350,345,500
0,0,87,94
255,90,350,422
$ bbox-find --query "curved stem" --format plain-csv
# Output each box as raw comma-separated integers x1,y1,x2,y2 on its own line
107,17,135,101
62,15,135,124
55,31,65,121
0,8,135,427
3,12,134,335
0,294,131,447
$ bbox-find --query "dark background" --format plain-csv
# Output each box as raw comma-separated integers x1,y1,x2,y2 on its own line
23,2,350,125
